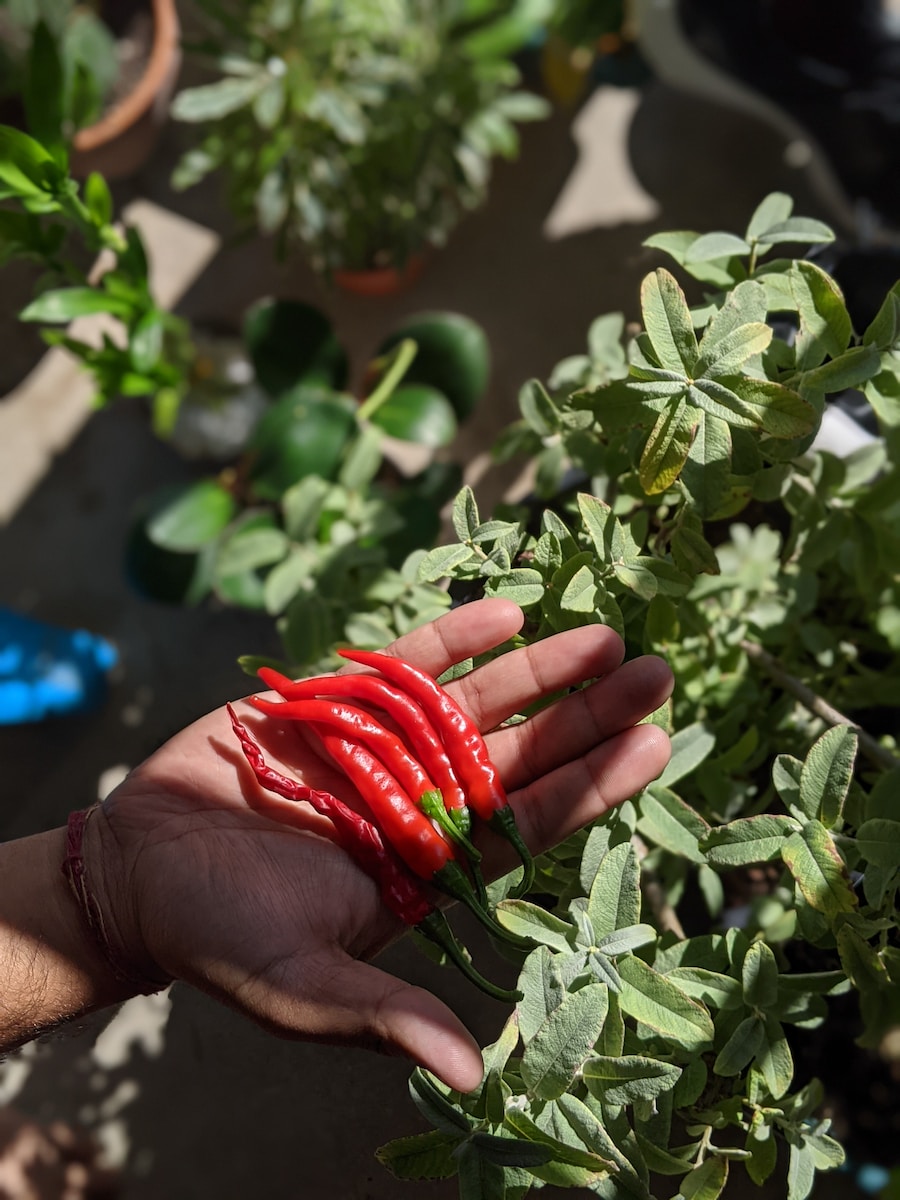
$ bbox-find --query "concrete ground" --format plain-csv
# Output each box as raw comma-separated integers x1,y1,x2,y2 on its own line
0,49,851,1200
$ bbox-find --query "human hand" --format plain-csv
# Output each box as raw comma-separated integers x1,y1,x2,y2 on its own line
90,599,673,1090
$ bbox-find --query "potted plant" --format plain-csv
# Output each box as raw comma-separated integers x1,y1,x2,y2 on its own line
169,0,551,290
366,194,900,1198
0,0,180,178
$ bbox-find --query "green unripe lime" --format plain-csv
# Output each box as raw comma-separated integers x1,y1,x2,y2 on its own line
378,312,490,420
247,385,357,500
244,299,349,396
371,383,457,448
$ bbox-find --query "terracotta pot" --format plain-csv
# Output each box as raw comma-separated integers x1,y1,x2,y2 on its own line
70,0,181,180
332,254,427,298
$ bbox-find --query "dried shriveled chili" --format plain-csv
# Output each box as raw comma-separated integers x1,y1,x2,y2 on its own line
228,706,520,1002
337,648,535,897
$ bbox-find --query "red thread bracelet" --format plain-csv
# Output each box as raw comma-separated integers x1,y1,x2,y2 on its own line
62,807,169,995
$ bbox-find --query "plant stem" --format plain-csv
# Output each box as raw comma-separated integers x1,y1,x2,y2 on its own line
740,639,900,772
632,832,686,940
356,338,418,421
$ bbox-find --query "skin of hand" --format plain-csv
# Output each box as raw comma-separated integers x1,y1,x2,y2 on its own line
86,598,674,1092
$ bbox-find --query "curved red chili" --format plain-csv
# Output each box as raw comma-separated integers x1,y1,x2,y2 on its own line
256,667,469,816
336,649,535,897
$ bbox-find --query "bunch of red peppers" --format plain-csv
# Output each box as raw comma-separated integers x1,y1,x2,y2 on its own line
227,649,535,1002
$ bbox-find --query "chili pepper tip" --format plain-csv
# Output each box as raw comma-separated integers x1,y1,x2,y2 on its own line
418,911,522,1005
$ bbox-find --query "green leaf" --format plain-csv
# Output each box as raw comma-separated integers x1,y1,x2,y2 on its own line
20,286,132,323
796,345,881,395
700,811,801,868
519,378,559,435
521,984,610,1100
698,322,772,377
417,543,474,583
643,231,737,288
699,377,816,438
713,1015,765,1076
675,1156,728,1200
863,284,900,350
637,786,709,864
583,1055,681,1105
145,480,236,552
745,1120,778,1185
755,216,835,246
588,842,641,939
799,725,857,829
854,818,900,868
791,261,852,370
666,967,742,1011
781,821,858,917
368,383,457,448
742,941,779,1008
639,398,695,493
495,900,574,952
215,527,289,578
658,723,716,787
757,1014,793,1098
617,956,714,1052
0,125,59,196
577,492,638,565
517,946,583,1044
130,311,165,374
640,269,698,374
468,1133,554,1169
171,76,265,122
787,1142,817,1200
408,1069,471,1137
772,753,804,814
594,925,657,958
503,1107,617,1175
375,1129,460,1180
746,192,794,240
456,1143,506,1199
684,232,751,262
25,22,65,153
484,568,545,608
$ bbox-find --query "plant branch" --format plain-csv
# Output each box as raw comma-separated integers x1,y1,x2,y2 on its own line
357,338,418,421
740,639,900,773
632,832,686,940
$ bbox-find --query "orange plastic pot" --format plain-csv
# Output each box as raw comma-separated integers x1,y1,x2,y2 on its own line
332,254,427,298
71,0,181,180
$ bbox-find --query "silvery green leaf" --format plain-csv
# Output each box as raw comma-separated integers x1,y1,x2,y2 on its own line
795,345,881,396
643,231,736,288
791,260,852,370
863,283,900,349
666,967,742,1010
787,1143,817,1200
772,753,804,815
680,414,732,518
456,1143,507,1199
684,232,751,262
579,825,614,893
698,322,772,378
375,1128,460,1181
504,1107,617,1174
637,786,709,863
799,725,857,830
583,1054,682,1105
408,1069,472,1137
467,1132,554,1168
617,957,714,1051
640,269,699,375
484,568,545,607
657,723,716,788
638,397,695,493
587,842,641,939
745,191,794,239
757,1014,793,1098
713,1015,765,1076
589,952,623,992
675,1156,728,1200
855,817,900,868
263,547,318,615
701,814,799,866
171,76,265,122
519,378,559,435
417,542,474,583
498,901,574,953
742,941,779,1008
521,984,610,1099
452,486,480,540
595,925,657,958
555,1094,650,1198
781,821,858,917
756,216,835,246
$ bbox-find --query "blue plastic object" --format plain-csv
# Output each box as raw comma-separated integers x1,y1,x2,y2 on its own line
0,606,118,724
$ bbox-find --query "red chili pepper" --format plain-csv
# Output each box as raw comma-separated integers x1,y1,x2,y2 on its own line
257,666,470,819
337,649,535,897
227,706,521,1003
310,723,527,949
250,691,484,873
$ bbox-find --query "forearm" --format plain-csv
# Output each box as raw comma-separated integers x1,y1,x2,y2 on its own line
0,828,134,1054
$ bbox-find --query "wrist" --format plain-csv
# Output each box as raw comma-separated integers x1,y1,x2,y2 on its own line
64,806,172,995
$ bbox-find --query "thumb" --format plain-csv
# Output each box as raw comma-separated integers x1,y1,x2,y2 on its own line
310,955,486,1093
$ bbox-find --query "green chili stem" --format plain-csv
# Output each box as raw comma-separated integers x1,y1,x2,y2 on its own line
418,911,522,1004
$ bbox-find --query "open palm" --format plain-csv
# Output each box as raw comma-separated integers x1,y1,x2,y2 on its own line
94,599,673,1090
